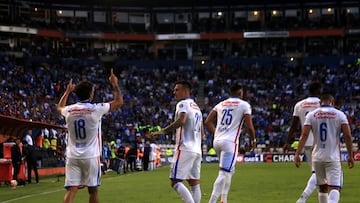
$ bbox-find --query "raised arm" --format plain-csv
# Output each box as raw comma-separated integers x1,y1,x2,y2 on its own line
57,79,75,114
108,68,124,112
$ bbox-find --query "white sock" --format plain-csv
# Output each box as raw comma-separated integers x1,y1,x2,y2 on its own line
173,182,194,203
300,173,317,199
190,184,201,203
209,171,227,203
221,171,233,203
318,192,328,203
328,190,340,203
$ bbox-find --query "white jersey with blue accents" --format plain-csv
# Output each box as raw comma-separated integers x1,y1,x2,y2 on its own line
61,102,110,159
174,98,203,154
293,96,320,146
212,97,252,144
304,105,349,162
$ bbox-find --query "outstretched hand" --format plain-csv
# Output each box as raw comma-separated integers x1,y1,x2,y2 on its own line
109,68,118,87
65,79,75,93
151,130,164,138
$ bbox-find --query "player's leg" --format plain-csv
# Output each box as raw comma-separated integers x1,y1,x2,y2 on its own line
209,170,227,203
63,187,79,203
327,162,342,203
314,162,328,203
221,170,235,203
172,180,195,203
296,147,317,203
209,140,235,203
87,157,101,203
63,158,80,203
188,153,202,203
88,187,99,203
170,150,195,203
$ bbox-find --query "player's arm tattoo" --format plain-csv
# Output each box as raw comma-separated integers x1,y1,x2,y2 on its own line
163,113,185,134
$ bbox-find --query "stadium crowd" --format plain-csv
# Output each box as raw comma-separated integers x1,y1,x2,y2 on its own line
0,43,360,165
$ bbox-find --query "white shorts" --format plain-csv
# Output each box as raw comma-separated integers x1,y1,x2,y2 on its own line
65,157,101,188
169,150,201,181
313,161,343,188
214,139,238,172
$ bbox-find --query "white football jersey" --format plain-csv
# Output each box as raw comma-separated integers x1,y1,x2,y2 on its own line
174,98,202,154
61,102,110,159
212,97,252,144
293,96,320,146
304,105,349,162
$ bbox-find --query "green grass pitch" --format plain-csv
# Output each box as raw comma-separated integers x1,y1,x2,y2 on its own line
1,162,359,203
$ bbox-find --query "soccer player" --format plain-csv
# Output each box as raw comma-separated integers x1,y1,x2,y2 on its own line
284,82,321,203
294,94,354,203
151,80,204,203
57,68,123,203
205,84,256,203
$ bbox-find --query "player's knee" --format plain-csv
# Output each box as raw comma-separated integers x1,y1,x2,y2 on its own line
88,187,98,195
318,185,328,193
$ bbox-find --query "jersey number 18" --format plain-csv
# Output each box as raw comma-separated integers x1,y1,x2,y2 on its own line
74,119,87,140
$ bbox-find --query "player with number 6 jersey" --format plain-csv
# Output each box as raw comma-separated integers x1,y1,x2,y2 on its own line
294,94,354,203
57,68,123,203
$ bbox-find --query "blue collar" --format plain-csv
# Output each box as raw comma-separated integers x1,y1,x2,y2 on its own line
320,104,332,107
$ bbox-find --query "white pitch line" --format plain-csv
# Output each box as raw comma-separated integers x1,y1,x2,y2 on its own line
2,189,63,203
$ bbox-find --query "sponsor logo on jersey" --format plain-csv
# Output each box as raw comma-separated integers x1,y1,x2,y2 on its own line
68,108,93,115
190,102,200,110
221,101,240,106
314,111,336,119
300,101,319,108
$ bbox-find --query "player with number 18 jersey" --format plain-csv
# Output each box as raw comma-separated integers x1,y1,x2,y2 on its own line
61,102,110,159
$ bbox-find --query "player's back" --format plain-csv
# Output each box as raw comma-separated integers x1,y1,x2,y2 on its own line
62,102,109,159
294,96,320,146
213,97,251,142
305,105,348,162
294,97,320,125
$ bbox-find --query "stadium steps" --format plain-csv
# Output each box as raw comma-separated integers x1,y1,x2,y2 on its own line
196,80,206,108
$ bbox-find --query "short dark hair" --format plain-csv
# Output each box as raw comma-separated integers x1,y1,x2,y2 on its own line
309,82,322,95
74,81,94,101
230,84,243,95
320,93,334,103
174,80,192,90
